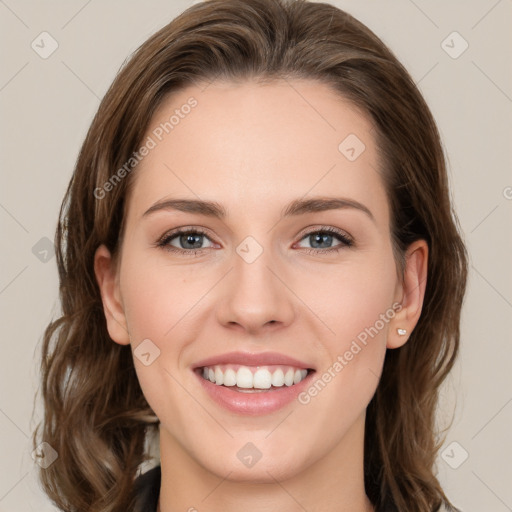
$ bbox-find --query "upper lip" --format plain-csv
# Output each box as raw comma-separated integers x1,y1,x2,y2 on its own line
193,351,315,370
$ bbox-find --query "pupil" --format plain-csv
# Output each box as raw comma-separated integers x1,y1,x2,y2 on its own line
182,233,202,249
312,233,331,249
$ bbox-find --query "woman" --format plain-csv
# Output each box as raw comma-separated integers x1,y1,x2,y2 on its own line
33,0,468,511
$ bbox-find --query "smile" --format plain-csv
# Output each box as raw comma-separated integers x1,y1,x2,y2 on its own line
192,352,316,415
199,364,310,391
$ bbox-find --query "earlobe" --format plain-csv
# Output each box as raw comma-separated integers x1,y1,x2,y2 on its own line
387,239,428,349
94,244,131,345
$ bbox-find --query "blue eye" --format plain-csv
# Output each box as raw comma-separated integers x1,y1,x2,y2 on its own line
296,227,353,254
156,227,214,255
156,226,353,256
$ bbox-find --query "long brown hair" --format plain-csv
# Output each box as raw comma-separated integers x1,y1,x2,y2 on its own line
33,1,468,510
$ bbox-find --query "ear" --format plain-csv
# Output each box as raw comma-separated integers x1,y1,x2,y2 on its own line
387,239,428,349
94,244,131,345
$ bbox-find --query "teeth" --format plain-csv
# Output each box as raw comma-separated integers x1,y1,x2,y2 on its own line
271,369,285,387
253,369,272,389
223,368,237,386
236,367,253,388
214,367,224,386
200,364,310,389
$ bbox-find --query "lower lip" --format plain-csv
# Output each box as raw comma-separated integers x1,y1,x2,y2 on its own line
194,369,314,415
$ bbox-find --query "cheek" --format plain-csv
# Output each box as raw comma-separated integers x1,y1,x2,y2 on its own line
117,252,222,416
303,250,397,402
119,255,212,436
119,253,211,345
306,249,398,351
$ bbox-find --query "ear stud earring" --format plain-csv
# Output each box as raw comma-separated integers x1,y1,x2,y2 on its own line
397,328,407,336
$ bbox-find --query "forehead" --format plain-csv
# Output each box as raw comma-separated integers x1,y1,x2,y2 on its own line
126,78,388,223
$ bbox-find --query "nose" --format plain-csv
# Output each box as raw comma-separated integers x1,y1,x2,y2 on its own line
215,240,296,335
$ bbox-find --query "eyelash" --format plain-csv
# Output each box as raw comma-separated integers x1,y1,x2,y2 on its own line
155,226,354,257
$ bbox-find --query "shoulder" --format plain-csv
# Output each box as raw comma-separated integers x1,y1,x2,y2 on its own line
132,465,161,512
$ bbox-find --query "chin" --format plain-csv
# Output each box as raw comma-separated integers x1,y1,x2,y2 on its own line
204,457,303,484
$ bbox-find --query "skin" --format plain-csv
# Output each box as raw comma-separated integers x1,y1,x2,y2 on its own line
94,79,428,512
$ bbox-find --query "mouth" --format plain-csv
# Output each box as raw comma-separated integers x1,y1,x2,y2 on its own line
195,364,314,392
191,352,316,415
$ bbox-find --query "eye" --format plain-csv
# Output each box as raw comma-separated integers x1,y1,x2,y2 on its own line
295,226,353,254
155,225,354,257
156,227,216,255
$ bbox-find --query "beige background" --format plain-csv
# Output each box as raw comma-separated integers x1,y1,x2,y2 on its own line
1,0,511,510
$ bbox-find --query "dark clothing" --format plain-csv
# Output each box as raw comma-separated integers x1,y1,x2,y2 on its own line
133,465,161,512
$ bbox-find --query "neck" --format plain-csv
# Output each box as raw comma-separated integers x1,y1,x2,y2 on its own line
157,412,373,512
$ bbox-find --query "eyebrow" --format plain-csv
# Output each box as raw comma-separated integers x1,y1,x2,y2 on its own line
142,196,375,222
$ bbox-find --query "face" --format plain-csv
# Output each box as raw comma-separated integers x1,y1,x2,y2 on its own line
95,79,427,483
